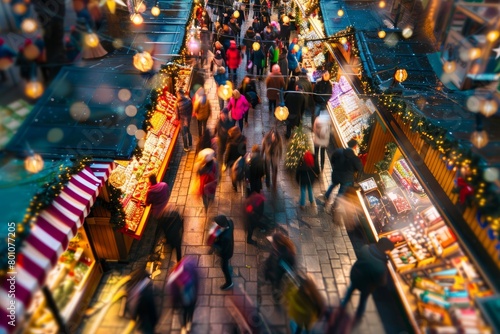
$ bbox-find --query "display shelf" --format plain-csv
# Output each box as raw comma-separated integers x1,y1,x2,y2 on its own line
356,158,494,333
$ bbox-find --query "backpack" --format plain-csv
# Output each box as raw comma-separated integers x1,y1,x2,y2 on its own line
231,156,247,182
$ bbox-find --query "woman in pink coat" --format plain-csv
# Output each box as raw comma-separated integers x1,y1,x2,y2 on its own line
225,40,241,84
227,89,250,131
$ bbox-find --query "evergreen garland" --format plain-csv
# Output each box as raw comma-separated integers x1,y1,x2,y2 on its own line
374,142,397,172
94,185,126,230
285,125,312,170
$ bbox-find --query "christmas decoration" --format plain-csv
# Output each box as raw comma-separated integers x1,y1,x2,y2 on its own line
285,125,312,170
453,177,474,206
374,142,397,173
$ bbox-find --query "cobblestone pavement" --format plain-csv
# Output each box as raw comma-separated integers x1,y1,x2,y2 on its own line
78,6,389,334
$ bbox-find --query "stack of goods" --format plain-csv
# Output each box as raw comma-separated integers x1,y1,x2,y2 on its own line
176,68,192,93
379,170,397,190
392,159,425,194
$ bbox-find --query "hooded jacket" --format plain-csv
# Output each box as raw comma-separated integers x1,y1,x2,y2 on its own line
313,79,332,105
227,93,250,121
213,216,234,259
350,244,390,293
225,41,242,69
330,147,363,183
312,114,331,147
225,126,247,166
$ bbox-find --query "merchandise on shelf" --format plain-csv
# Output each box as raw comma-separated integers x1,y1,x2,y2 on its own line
393,159,425,194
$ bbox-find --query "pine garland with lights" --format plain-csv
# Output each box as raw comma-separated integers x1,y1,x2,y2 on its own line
379,95,500,237
374,142,397,172
94,185,126,230
285,125,312,170
0,156,92,276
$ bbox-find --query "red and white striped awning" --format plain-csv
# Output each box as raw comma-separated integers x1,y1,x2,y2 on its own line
0,162,113,333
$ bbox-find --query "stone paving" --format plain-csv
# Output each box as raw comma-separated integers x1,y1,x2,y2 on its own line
77,5,389,334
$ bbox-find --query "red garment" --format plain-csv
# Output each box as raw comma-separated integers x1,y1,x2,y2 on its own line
225,42,241,69
199,162,218,198
227,95,250,121
146,182,170,218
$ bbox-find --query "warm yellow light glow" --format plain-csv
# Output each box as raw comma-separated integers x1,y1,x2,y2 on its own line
274,106,289,121
394,68,408,83
337,8,344,17
402,27,413,39
23,44,40,60
233,10,240,18
137,2,146,13
378,30,386,39
133,50,154,72
218,83,233,100
468,48,481,60
25,153,44,173
283,16,290,24
470,130,488,149
302,46,308,54
21,18,37,34
480,99,498,117
12,3,27,15
151,5,160,16
293,44,300,52
443,60,456,74
84,33,100,48
25,80,44,99
340,37,347,45
252,42,260,51
131,13,144,25
379,0,386,8
487,30,500,43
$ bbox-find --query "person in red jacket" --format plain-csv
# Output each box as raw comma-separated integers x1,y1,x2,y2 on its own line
145,174,170,220
227,89,250,131
225,39,242,84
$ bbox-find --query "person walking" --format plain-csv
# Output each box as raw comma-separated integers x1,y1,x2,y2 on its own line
277,41,288,87
251,37,266,79
158,208,184,262
340,238,395,323
208,215,235,290
196,128,216,154
223,125,247,176
265,64,286,116
246,144,266,195
312,112,331,172
200,25,212,66
226,89,250,131
145,174,170,221
324,139,363,213
167,256,199,334
262,128,283,189
264,232,296,301
243,192,265,245
176,89,194,152
243,26,256,67
238,76,259,126
126,271,157,333
225,40,241,84
192,87,211,138
287,46,300,76
285,84,305,139
215,108,235,169
197,148,219,214
312,71,332,126
295,151,318,211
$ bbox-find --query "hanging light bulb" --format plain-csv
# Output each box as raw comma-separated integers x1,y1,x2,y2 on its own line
480,99,498,117
302,46,308,54
394,68,408,83
12,3,27,15
137,2,146,13
131,12,144,25
470,130,488,149
84,32,100,48
151,4,160,16
293,44,300,52
233,10,240,19
24,153,44,173
402,27,413,39
379,0,386,8
468,48,481,60
218,83,233,101
337,8,344,17
23,43,40,60
339,37,347,45
274,105,289,121
486,30,500,43
283,15,290,24
443,60,456,74
25,80,44,99
378,30,386,39
252,42,260,51
21,18,38,34
133,49,153,72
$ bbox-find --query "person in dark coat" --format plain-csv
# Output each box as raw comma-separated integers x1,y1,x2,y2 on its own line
176,89,194,151
197,149,219,214
224,125,247,170
247,144,266,194
209,215,235,290
324,139,363,212
264,232,296,300
312,71,333,126
265,64,286,115
243,26,256,64
145,174,170,220
215,108,235,168
297,71,314,121
238,75,258,125
295,151,318,210
159,209,184,261
262,128,283,189
252,17,262,35
341,237,395,321
251,37,266,79
127,271,157,334
285,83,305,139
243,192,265,245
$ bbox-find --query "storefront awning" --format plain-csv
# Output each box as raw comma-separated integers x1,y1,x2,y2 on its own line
0,162,113,332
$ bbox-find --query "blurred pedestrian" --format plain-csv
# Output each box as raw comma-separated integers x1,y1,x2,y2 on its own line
238,75,259,126
196,148,219,214
0,38,16,82
215,108,235,169
295,151,318,211
297,71,314,120
192,87,211,138
208,215,235,290
243,192,265,245
285,84,305,139
340,238,395,323
251,37,266,79
228,16,241,44
226,89,250,131
196,127,216,154
159,207,184,262
223,125,247,175
200,25,212,66
176,89,194,152
312,113,331,172
264,232,296,299
167,256,199,334
243,26,256,67
246,144,266,195
265,64,285,115
225,40,242,84
262,128,283,189
145,174,170,221
324,139,363,213
287,46,300,75
277,41,289,86
312,71,332,126
126,271,157,333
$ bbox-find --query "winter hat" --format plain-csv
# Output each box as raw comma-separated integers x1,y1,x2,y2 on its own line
230,40,237,46
304,151,314,167
214,215,229,228
376,237,395,253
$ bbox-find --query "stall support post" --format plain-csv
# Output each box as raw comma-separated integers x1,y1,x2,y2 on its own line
42,286,69,334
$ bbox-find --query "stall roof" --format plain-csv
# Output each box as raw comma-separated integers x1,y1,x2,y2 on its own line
6,67,150,160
